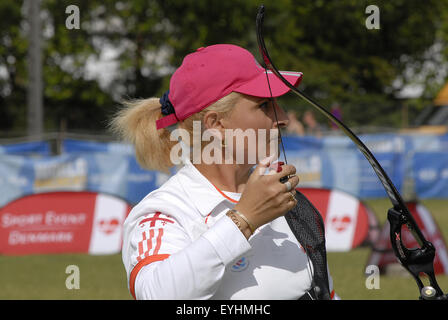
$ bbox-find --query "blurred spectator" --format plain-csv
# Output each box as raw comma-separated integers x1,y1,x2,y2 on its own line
286,110,305,136
330,103,342,130
303,110,324,137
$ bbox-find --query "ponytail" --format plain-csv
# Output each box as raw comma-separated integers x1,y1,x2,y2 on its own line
110,92,243,174
109,98,176,173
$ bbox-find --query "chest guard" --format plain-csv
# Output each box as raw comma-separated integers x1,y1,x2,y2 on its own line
285,190,331,300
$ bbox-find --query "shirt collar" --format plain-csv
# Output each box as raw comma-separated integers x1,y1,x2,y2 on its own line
176,158,240,217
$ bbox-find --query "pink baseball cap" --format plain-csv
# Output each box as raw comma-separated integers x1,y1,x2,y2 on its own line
156,44,303,130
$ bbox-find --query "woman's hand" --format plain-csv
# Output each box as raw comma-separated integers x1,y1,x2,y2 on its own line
233,157,299,231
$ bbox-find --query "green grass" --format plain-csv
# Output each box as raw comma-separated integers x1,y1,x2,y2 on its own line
1,199,447,300
0,253,131,300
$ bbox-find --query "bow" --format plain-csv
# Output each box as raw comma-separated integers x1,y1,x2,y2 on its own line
256,5,447,300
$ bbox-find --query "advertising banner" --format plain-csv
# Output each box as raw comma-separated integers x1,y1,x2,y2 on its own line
0,152,171,207
413,152,448,198
298,187,370,252
285,134,406,198
0,191,131,255
1,134,447,210
62,139,134,155
0,141,50,156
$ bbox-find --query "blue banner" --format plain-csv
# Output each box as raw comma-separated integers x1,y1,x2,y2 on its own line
0,141,50,156
59,137,408,201
1,134,447,208
413,152,448,198
62,139,134,155
0,152,172,207
284,134,406,198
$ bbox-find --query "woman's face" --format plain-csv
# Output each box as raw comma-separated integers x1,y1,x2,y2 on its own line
220,94,289,165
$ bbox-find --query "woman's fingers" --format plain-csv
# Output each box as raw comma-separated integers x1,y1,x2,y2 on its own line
252,155,278,177
276,164,296,178
278,189,298,211
266,164,296,184
235,160,300,230
283,174,300,192
260,164,299,195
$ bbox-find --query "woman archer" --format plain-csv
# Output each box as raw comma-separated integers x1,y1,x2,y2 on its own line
111,44,337,300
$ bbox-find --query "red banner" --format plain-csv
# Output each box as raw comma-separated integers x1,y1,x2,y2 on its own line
298,187,370,251
0,192,131,255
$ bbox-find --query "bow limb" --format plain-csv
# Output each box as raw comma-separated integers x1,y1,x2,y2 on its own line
255,5,447,300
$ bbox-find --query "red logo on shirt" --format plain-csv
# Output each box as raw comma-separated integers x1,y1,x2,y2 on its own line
139,212,174,228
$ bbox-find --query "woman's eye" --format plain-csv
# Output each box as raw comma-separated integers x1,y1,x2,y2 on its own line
260,102,269,108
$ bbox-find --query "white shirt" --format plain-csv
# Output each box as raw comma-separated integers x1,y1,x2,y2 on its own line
122,159,335,300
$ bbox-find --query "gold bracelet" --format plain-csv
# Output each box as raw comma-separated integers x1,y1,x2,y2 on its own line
227,211,241,230
230,209,256,234
227,210,252,237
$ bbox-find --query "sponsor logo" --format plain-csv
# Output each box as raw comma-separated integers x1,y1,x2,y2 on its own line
1,211,87,229
33,158,88,191
98,218,120,235
418,169,437,182
231,256,249,272
331,215,352,232
8,231,74,245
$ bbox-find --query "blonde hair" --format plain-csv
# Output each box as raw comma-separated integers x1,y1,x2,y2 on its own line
109,92,242,173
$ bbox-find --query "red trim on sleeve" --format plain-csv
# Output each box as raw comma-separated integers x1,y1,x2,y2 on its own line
153,229,164,255
330,290,335,299
136,232,146,262
129,254,170,300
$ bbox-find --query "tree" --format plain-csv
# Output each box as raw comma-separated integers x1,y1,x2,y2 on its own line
0,1,27,133
1,0,447,135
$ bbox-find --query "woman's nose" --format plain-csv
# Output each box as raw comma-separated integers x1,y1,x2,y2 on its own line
272,102,289,128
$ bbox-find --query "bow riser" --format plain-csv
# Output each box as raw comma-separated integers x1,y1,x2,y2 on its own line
388,208,444,298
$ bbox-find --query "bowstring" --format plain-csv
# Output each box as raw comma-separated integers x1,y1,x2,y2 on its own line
263,70,288,165
263,66,316,299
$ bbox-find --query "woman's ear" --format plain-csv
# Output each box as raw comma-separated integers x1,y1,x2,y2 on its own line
203,111,228,145
203,110,225,130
